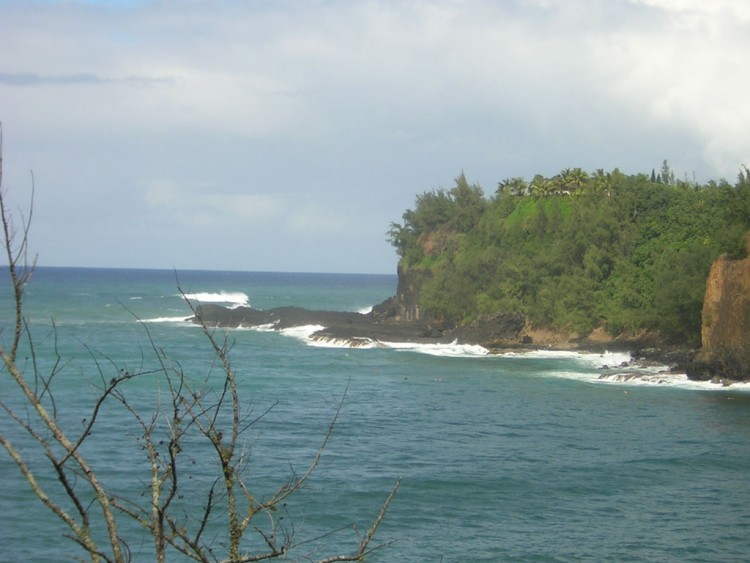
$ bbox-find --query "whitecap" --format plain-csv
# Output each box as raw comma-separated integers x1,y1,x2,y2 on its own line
595,370,685,386
384,340,490,358
181,291,249,308
140,315,193,324
501,349,632,369
304,335,489,356
539,364,750,391
279,324,326,342
251,322,279,332
593,370,750,391
309,335,380,349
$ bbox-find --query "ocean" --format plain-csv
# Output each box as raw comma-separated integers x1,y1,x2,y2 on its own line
2,267,750,562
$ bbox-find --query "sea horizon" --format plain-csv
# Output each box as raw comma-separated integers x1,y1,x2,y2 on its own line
5,263,398,277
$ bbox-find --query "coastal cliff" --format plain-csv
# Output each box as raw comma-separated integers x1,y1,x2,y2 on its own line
193,164,750,375
370,264,428,322
688,237,750,382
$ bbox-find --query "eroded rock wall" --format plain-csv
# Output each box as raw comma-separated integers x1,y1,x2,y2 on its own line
688,240,750,381
384,263,429,322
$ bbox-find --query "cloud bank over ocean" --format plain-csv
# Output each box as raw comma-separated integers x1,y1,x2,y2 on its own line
2,0,748,273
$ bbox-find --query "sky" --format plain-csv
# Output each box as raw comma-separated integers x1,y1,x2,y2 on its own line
1,0,749,274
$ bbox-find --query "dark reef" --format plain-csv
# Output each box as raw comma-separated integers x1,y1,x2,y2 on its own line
192,302,526,347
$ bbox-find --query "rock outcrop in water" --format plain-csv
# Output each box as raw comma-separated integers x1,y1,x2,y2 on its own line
192,302,526,348
193,303,437,345
687,237,750,382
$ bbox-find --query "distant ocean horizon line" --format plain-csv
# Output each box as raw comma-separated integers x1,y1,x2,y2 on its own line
1,263,398,278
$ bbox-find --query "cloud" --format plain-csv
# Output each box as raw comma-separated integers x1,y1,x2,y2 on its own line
286,203,353,235
0,71,170,86
5,1,748,169
1,0,749,271
0,72,107,86
588,0,750,173
631,0,750,21
144,180,285,227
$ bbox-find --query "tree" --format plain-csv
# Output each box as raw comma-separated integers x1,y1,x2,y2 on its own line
660,159,675,185
0,125,399,562
738,164,750,187
591,169,611,196
448,172,486,232
566,168,590,195
497,177,528,197
529,175,552,198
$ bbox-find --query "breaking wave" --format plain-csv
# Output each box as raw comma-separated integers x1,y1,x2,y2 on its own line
279,325,327,342
181,291,249,308
500,349,632,369
594,370,750,391
140,315,193,324
514,352,750,391
307,335,490,358
384,340,489,357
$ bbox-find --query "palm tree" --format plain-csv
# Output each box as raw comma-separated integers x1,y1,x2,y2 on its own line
567,167,590,195
553,168,572,196
530,175,553,197
591,168,611,196
498,177,528,197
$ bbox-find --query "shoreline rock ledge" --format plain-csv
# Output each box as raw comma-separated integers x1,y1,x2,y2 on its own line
191,303,527,347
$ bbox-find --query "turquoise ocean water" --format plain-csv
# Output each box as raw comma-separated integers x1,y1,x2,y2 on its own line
2,267,750,562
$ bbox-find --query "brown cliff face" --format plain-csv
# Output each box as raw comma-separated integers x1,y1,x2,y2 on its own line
688,237,750,381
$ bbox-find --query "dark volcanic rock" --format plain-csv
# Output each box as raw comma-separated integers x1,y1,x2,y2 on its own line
192,303,448,344
195,304,364,330
450,312,526,347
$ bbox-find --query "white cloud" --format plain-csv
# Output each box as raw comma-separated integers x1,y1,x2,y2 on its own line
588,0,750,175
2,0,749,271
145,180,285,227
286,202,353,235
630,0,750,21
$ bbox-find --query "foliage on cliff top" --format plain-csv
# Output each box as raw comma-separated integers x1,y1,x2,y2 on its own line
388,165,750,344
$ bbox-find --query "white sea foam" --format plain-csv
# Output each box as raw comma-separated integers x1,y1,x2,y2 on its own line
501,349,632,369
307,336,489,357
141,315,193,324
357,306,374,314
309,336,380,349
597,371,750,391
279,324,326,342
181,291,249,308
535,362,750,391
251,322,279,332
385,340,490,357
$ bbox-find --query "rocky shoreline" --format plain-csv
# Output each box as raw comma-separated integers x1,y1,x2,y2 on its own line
192,301,713,382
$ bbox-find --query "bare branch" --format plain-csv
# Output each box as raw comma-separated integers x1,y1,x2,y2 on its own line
1,138,397,562
0,433,99,556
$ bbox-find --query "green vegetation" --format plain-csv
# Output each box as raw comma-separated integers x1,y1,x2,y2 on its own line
388,165,750,345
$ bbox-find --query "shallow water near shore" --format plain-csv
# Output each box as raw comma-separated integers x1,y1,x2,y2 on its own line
2,267,750,562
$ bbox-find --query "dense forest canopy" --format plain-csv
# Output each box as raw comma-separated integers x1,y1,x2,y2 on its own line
388,164,750,345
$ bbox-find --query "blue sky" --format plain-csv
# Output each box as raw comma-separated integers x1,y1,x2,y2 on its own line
2,0,749,273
